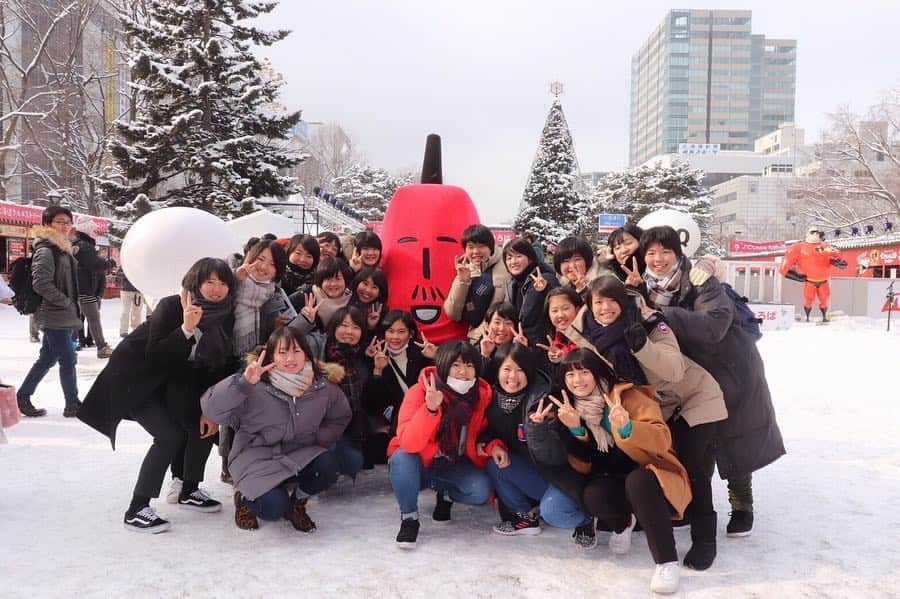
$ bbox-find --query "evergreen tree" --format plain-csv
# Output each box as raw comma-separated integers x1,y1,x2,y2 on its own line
515,99,589,242
591,160,719,254
331,164,413,222
102,0,301,219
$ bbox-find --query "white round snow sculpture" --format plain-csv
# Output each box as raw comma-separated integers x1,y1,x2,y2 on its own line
637,209,702,258
121,207,241,300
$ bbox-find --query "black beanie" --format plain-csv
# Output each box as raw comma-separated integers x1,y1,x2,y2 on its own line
589,275,629,310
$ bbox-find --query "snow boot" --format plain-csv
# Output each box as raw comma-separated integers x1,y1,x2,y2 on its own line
285,497,316,532
683,512,717,570
234,492,259,530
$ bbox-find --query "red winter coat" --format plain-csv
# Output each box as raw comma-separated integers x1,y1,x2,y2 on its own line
387,366,492,468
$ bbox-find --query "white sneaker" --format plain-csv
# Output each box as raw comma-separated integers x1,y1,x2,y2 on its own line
609,514,636,555
166,477,183,505
650,561,680,594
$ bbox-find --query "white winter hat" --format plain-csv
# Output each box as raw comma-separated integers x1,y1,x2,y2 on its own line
74,216,97,236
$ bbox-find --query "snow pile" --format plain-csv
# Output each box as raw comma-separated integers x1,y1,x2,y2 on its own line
1,303,898,597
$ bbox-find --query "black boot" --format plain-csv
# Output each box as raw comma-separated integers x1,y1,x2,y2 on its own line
820,307,829,322
804,307,811,322
683,512,717,570
18,396,47,418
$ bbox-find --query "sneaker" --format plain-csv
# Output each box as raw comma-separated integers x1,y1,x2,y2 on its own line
234,492,259,530
178,488,222,512
726,510,753,537
573,519,598,549
492,512,541,536
396,518,420,548
432,492,452,523
97,345,113,359
166,477,183,505
62,400,82,418
17,397,47,418
650,561,681,594
285,497,316,532
124,506,171,534
609,514,637,555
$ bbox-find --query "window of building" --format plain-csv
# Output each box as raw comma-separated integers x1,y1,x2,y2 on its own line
749,181,758,193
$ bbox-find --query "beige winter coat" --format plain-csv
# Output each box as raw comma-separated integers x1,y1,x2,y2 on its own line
443,247,509,344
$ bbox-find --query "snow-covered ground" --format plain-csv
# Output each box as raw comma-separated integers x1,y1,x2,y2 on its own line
2,300,898,598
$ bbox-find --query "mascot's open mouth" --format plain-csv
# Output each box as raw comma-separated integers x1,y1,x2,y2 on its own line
412,305,441,324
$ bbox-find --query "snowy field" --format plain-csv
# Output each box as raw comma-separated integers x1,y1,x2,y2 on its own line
2,299,899,598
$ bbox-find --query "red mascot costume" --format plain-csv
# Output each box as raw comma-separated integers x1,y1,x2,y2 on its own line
780,226,846,322
380,135,480,344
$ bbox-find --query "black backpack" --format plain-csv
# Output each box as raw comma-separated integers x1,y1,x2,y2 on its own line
8,249,59,316
721,282,763,342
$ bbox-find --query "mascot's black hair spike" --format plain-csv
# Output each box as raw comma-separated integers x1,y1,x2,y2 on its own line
421,134,443,184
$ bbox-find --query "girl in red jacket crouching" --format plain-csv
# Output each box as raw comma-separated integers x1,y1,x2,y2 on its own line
387,341,493,548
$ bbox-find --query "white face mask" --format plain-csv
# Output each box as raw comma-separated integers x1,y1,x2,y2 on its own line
387,343,409,356
446,376,476,395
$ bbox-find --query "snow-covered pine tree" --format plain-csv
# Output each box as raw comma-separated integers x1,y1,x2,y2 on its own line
102,0,301,219
515,99,589,242
591,159,719,254
331,165,413,222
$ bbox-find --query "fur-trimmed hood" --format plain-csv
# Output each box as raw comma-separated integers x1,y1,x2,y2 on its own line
32,226,74,254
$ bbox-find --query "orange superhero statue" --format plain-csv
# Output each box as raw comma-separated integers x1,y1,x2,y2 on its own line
780,226,846,322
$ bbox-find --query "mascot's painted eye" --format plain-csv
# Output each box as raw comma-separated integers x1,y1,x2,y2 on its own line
381,135,480,344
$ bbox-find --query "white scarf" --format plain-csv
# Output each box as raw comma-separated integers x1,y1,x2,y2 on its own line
269,363,314,398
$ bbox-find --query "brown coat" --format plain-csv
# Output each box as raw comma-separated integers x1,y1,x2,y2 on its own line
609,382,692,519
565,305,727,427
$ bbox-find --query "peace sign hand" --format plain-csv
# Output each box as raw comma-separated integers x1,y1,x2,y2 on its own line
528,397,556,425
454,255,472,284
530,268,548,292
622,256,643,288
480,329,497,358
573,274,589,293
549,390,581,429
181,290,203,333
235,254,252,281
243,349,276,385
605,392,630,430
300,292,318,323
535,334,564,363
350,249,363,272
415,333,437,359
367,302,383,329
372,340,389,373
423,372,443,412
365,336,380,358
512,322,529,347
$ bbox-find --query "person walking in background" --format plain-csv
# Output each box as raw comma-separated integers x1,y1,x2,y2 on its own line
72,216,113,358
119,270,148,338
16,206,83,418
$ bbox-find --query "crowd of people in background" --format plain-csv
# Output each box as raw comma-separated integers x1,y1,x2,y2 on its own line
6,205,786,595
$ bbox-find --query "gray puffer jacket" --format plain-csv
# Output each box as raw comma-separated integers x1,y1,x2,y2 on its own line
31,226,81,331
201,373,351,500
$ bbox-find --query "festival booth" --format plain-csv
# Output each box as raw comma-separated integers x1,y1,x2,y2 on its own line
226,209,301,243
723,234,900,320
0,201,118,294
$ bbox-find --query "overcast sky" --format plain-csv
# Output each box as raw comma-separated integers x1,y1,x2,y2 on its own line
252,0,899,225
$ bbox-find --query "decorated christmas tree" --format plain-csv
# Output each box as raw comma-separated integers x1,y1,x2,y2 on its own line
515,98,589,242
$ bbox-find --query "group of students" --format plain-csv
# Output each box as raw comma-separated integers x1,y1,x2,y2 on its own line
60,216,783,595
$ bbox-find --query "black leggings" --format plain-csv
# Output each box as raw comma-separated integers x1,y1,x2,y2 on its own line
669,417,716,519
582,469,677,564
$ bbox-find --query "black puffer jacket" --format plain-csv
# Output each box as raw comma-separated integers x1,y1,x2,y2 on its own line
657,264,785,479
72,231,105,298
505,261,559,348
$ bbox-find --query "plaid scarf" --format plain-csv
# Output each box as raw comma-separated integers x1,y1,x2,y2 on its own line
325,340,363,408
233,275,276,355
553,330,580,357
435,380,478,463
643,257,684,307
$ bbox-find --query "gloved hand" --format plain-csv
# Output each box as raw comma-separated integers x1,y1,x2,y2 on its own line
689,257,718,286
624,322,648,352
829,258,848,269
785,269,807,283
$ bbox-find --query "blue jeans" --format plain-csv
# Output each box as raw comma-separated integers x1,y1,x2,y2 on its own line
485,452,587,528
245,451,340,520
329,434,364,478
17,328,79,407
388,448,492,515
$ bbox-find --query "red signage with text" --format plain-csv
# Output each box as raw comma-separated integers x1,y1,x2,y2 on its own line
729,240,787,254
0,201,109,235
